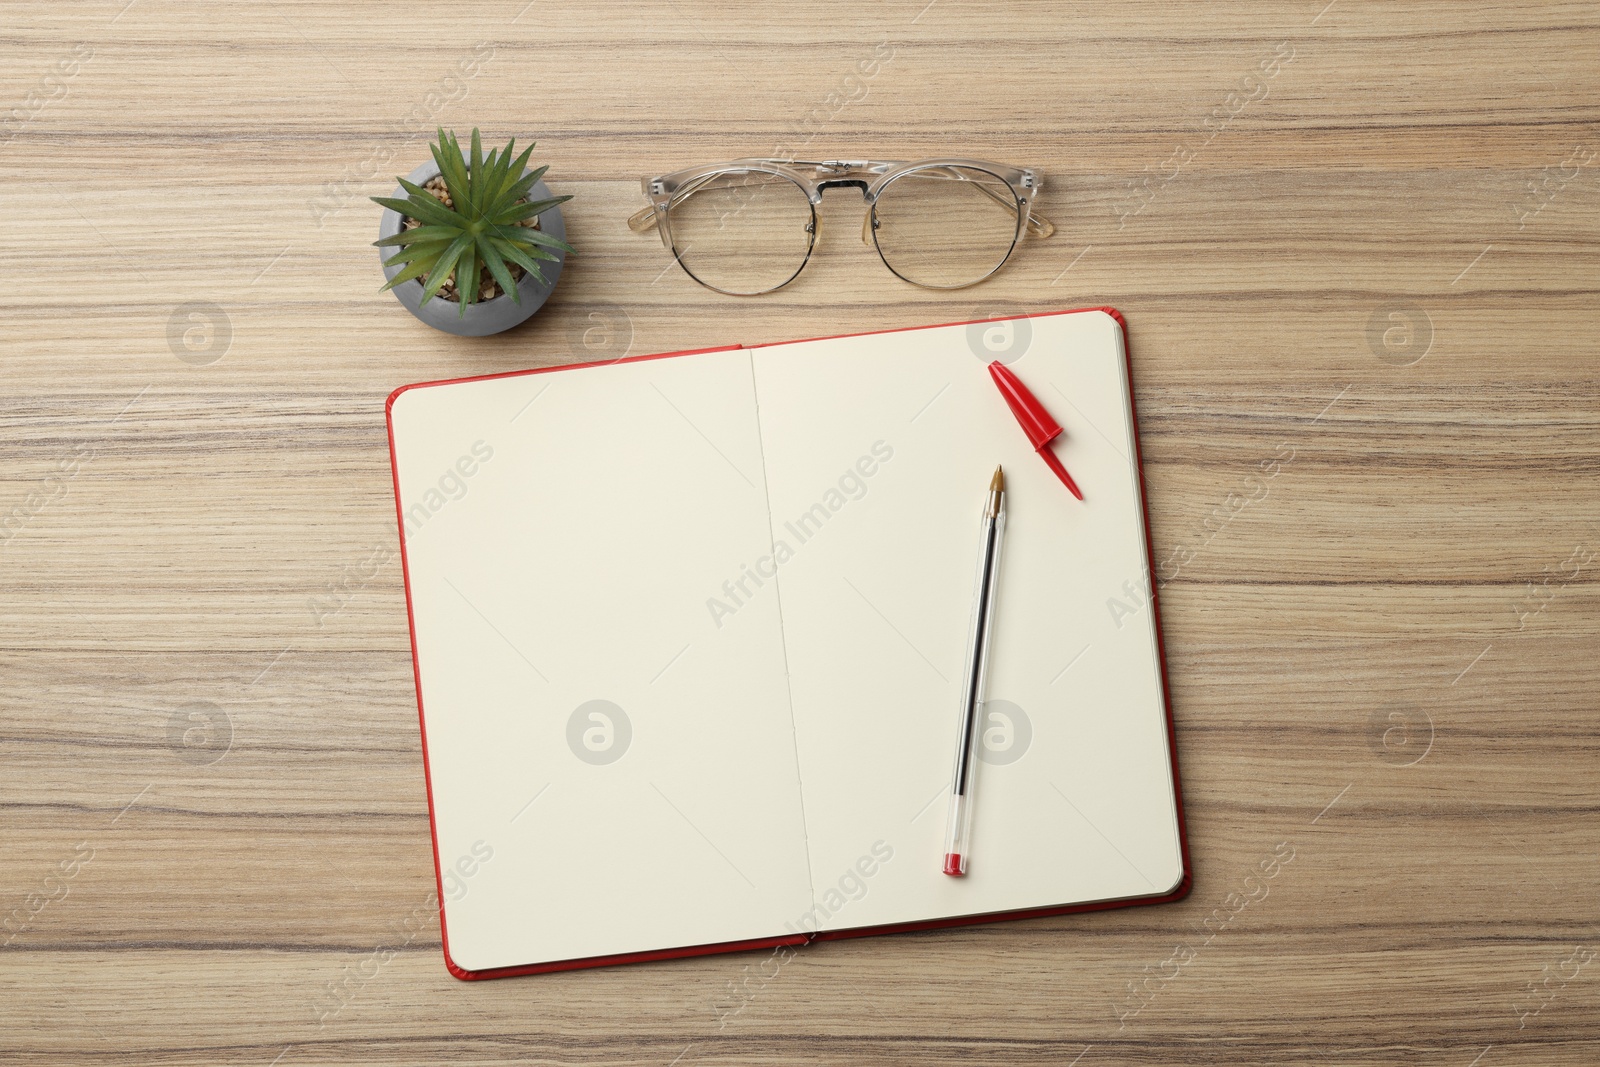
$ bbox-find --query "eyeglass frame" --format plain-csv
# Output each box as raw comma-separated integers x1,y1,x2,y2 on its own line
627,158,1056,295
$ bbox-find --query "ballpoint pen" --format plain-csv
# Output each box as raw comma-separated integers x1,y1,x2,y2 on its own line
943,465,1007,877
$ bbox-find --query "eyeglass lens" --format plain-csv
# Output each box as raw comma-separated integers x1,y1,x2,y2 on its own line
666,170,814,295
871,166,1021,288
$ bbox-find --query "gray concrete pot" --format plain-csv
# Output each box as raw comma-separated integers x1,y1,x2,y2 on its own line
377,151,566,337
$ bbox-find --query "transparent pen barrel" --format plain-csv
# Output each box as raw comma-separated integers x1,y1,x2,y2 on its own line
943,793,974,875
943,505,1005,876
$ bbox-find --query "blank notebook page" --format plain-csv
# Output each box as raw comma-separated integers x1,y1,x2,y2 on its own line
391,349,815,973
749,309,1183,932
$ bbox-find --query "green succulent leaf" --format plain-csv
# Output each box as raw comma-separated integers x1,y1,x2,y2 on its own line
490,237,551,282
386,186,464,229
394,176,449,203
488,194,570,225
493,230,560,260
487,153,535,206
431,132,470,204
516,228,577,256
477,148,502,214
418,233,473,306
381,238,454,271
491,143,534,205
467,129,485,214
375,224,467,248
477,219,558,257
381,234,452,262
380,252,448,290
488,220,573,254
476,237,520,305
500,168,553,206
455,243,478,316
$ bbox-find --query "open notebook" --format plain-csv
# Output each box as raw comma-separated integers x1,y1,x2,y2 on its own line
386,307,1188,978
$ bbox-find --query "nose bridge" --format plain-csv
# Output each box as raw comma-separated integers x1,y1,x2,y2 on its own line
815,177,870,197
807,177,874,246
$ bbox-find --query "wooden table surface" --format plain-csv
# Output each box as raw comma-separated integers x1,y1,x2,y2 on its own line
3,1,1597,1064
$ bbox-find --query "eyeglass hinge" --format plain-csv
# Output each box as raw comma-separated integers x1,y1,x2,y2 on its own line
1019,170,1037,189
649,180,667,196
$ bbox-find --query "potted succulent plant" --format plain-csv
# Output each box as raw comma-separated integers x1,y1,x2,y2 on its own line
373,128,573,337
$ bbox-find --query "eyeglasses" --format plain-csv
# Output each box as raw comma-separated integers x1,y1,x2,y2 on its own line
627,158,1055,295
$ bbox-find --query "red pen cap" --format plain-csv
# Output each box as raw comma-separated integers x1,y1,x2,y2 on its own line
988,361,1062,449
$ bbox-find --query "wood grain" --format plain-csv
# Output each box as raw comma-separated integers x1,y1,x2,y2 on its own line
2,0,1597,1063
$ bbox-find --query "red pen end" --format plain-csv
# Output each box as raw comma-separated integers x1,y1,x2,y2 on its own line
1039,447,1084,501
943,853,965,877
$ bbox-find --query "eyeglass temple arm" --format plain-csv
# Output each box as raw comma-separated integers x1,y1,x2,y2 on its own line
627,204,659,234
990,182,1056,239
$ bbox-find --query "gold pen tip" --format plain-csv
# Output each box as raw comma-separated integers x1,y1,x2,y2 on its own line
990,465,1004,492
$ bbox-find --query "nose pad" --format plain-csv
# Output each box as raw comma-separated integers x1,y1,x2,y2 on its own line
860,209,876,246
